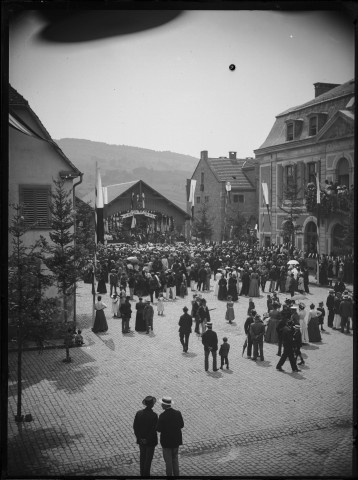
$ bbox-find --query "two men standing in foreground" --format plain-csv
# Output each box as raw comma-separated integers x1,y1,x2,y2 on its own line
133,395,184,476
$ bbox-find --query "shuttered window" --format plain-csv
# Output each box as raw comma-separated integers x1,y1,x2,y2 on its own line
19,185,51,228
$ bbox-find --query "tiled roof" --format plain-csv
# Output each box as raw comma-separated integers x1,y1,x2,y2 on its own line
207,157,255,189
256,79,355,151
277,79,354,117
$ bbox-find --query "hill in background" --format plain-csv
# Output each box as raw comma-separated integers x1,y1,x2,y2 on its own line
56,138,199,210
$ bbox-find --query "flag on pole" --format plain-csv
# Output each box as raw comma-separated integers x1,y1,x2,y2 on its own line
261,182,271,225
95,166,104,244
316,173,321,205
225,182,232,203
188,179,197,218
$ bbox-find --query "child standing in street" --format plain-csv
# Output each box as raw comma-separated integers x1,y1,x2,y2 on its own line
225,295,235,324
219,337,230,369
111,294,119,318
157,295,164,316
74,329,84,346
317,301,326,331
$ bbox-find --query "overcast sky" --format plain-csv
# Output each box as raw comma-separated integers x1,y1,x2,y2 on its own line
9,8,355,159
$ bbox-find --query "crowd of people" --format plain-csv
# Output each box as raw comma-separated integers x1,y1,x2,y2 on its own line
83,240,354,476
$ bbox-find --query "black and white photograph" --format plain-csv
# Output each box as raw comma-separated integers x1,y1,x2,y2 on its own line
3,1,356,477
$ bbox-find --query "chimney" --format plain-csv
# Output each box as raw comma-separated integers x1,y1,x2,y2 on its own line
314,82,340,98
229,151,237,159
200,150,208,161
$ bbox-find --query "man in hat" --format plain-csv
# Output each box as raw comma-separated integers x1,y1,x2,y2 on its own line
276,320,301,373
326,289,335,328
156,396,184,477
249,314,265,361
133,396,158,477
120,296,132,334
178,306,192,353
109,269,118,296
339,293,352,334
143,299,154,334
201,322,219,371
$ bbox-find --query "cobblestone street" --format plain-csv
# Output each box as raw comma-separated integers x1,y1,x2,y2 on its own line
7,279,354,477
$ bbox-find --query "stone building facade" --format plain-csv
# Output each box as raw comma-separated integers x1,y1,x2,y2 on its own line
187,151,259,242
254,80,354,255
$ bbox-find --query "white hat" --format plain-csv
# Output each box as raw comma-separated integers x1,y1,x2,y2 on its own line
160,396,174,406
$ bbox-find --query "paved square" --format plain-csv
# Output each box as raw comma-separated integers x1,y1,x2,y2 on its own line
7,279,354,476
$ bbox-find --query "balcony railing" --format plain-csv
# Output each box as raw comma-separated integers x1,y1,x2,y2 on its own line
304,183,353,216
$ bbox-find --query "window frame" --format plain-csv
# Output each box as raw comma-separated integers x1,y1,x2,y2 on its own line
19,184,52,229
309,116,318,136
285,165,295,188
286,122,294,141
307,162,316,183
196,196,201,204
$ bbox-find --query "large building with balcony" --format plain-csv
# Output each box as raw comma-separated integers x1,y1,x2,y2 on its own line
187,151,259,242
254,80,354,256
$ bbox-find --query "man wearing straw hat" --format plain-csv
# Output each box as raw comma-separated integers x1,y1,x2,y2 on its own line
201,322,219,371
156,396,184,476
133,396,158,477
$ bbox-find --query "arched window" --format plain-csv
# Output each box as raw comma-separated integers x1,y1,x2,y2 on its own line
305,221,317,254
337,157,349,187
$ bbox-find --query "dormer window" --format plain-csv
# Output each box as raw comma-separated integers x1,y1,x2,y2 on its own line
309,116,318,136
307,112,328,136
285,119,303,141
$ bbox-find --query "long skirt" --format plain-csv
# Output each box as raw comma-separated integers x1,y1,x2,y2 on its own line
307,318,321,342
92,309,108,333
333,314,341,329
300,319,309,344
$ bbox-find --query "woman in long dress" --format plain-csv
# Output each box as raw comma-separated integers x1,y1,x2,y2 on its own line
214,270,222,297
218,275,228,301
307,303,322,342
264,303,281,343
227,274,238,301
248,270,260,297
298,303,309,344
92,295,108,333
225,295,235,324
135,297,146,332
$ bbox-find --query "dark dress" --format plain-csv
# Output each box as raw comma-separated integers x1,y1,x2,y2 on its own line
240,271,250,296
265,310,280,343
307,310,322,342
92,302,108,333
135,301,146,332
227,277,238,301
218,277,228,301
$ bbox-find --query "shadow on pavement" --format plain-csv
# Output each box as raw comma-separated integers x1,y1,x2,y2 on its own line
182,352,197,358
7,424,84,476
302,344,320,350
8,348,99,396
255,361,271,368
103,338,116,351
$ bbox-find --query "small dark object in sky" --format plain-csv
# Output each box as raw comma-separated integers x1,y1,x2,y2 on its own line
229,64,236,71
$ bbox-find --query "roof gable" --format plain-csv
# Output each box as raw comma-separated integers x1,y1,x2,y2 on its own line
207,158,255,189
316,110,354,142
9,84,81,175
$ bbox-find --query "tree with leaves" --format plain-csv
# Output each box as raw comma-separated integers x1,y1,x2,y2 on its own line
278,181,304,246
191,203,213,243
40,178,79,324
74,197,95,271
9,204,58,421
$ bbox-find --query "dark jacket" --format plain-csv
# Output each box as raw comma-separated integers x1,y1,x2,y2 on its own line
339,299,353,317
244,316,254,335
201,329,218,351
120,301,132,318
133,407,158,446
326,294,335,310
219,342,230,357
156,408,184,448
249,320,265,340
198,305,211,323
281,325,295,349
178,313,193,333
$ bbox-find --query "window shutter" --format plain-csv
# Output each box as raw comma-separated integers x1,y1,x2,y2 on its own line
277,164,283,202
35,189,50,227
20,186,50,227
